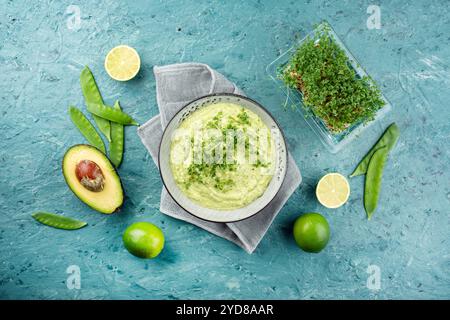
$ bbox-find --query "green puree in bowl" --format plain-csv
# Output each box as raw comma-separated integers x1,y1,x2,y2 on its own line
170,103,275,210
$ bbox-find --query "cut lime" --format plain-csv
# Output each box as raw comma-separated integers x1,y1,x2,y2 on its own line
104,45,140,81
316,173,350,209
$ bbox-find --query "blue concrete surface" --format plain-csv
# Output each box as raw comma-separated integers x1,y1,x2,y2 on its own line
1,0,449,299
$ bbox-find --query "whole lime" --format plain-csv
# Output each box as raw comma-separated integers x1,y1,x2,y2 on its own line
293,213,330,253
123,222,165,259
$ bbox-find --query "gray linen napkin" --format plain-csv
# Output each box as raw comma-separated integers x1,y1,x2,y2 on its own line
137,63,302,253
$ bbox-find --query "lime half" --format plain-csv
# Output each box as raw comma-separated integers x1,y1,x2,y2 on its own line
316,173,350,209
105,45,140,81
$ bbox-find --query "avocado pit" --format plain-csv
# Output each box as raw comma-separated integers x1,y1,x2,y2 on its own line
75,159,105,192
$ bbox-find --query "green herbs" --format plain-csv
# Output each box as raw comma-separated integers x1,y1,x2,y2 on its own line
280,24,385,133
186,131,238,189
214,178,234,191
350,122,400,219
237,108,250,125
186,162,237,191
253,159,270,168
32,212,87,230
206,111,223,129
184,110,270,191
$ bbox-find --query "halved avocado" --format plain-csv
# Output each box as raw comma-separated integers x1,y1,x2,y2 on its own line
62,144,123,214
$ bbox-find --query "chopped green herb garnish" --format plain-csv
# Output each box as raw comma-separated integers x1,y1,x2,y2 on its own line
185,109,271,190
253,159,270,168
214,178,234,191
237,109,250,125
187,162,237,190
206,111,223,129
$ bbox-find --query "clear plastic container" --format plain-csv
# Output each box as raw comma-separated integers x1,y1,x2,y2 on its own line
266,21,391,153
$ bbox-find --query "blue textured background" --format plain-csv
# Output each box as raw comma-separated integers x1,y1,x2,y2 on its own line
1,0,449,299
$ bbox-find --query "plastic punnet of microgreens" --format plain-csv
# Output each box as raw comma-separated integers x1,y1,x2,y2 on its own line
280,24,385,133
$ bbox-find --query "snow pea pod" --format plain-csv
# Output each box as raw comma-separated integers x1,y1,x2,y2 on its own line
109,101,124,168
69,106,106,154
80,66,111,142
32,212,87,230
364,146,389,220
86,103,139,126
350,123,399,177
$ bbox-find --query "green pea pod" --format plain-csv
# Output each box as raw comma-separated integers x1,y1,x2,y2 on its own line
69,106,106,154
350,123,399,177
364,146,389,220
109,101,124,168
80,66,111,142
86,103,139,126
32,212,87,230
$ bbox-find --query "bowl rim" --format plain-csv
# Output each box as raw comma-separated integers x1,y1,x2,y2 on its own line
158,92,288,223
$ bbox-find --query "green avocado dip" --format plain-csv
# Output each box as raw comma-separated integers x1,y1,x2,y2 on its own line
170,102,275,210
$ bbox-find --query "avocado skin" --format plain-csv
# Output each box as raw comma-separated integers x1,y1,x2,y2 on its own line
62,144,124,214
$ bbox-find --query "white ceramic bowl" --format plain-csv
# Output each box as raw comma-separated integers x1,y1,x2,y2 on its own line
158,93,287,223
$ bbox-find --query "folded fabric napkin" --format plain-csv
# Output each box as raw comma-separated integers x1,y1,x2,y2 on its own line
137,63,301,253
